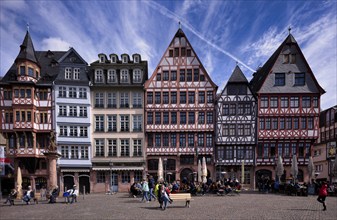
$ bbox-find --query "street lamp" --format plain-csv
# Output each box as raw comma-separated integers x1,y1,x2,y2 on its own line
163,158,167,182
109,160,113,195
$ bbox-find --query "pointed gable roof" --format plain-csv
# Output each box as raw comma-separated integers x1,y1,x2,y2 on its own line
250,33,325,94
15,31,39,65
228,65,248,83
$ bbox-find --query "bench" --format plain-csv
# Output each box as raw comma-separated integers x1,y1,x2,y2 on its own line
169,193,192,208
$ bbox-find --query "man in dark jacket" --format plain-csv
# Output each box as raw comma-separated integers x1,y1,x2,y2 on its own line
148,176,156,201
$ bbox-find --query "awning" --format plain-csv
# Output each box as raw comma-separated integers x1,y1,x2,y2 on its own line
61,169,90,173
92,167,144,171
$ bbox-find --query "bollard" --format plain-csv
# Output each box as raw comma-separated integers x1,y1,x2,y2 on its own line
83,186,85,200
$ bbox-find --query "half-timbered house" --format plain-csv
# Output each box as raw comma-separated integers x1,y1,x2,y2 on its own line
250,31,325,185
144,28,218,182
215,65,257,188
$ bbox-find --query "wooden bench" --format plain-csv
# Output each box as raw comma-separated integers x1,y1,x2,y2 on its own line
169,193,192,208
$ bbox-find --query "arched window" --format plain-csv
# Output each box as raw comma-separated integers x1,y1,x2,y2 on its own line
120,69,129,83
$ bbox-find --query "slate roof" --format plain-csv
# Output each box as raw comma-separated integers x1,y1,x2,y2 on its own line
15,31,39,65
228,65,248,83
250,33,325,94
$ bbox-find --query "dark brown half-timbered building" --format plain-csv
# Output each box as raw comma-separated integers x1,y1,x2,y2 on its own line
215,65,257,188
0,31,56,191
250,32,325,185
144,28,218,182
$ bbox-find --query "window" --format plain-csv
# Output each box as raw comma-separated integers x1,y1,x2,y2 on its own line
148,134,153,147
171,71,177,81
294,73,305,86
194,69,199,81
59,126,68,136
79,106,87,117
120,139,130,156
73,68,80,80
275,73,285,86
122,55,128,63
270,143,276,157
133,139,142,156
108,69,117,83
244,124,250,136
180,112,186,124
290,97,299,108
301,117,306,129
70,146,79,159
266,118,271,130
65,68,72,79
79,126,88,137
20,66,25,75
28,67,34,77
299,143,304,157
207,112,213,124
270,97,278,108
302,96,311,108
179,134,186,148
95,115,104,132
272,118,278,130
230,104,236,115
111,55,117,63
68,87,76,98
134,55,139,63
181,47,186,56
163,134,169,147
180,70,185,82
198,133,204,147
163,71,169,81
180,92,186,104
163,112,169,124
171,112,177,124
155,92,161,104
237,146,245,159
294,117,299,129
163,92,169,104
95,69,104,83
207,91,213,103
132,92,142,108
59,87,66,98
171,92,177,104
187,49,191,57
308,117,314,129
96,172,105,183
107,115,117,132
59,106,67,116
292,143,297,155
238,124,244,136
107,92,117,108
156,73,161,81
281,97,288,108
133,115,142,131
225,146,233,159
263,144,269,158
313,97,318,107
286,118,292,129
120,69,129,83
95,92,104,108
120,92,129,108
280,118,285,130
79,88,87,99
120,115,129,132
198,112,205,124
147,112,153,124
69,106,77,117
95,139,104,157
188,112,195,124
229,124,236,136
121,172,130,183
155,134,161,147
244,103,251,114
261,97,268,108
61,146,69,159
155,112,161,124
188,133,194,147
133,69,142,83
188,92,195,104
171,133,176,147
198,91,205,103
147,92,153,104
187,69,192,82
223,104,229,115
107,139,117,157
174,48,179,57
169,50,173,57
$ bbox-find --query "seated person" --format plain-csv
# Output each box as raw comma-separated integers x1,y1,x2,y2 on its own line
22,186,33,204
224,184,232,194
48,185,59,204
65,185,78,204
130,182,138,198
4,188,17,206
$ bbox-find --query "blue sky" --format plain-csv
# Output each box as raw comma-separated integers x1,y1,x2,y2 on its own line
0,0,336,109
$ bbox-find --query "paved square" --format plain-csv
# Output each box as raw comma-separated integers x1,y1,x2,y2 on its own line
1,193,336,219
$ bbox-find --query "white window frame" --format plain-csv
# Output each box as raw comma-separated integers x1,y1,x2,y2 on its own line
133,69,142,83
121,69,129,83
65,67,72,79
73,68,80,80
95,69,104,83
108,69,117,83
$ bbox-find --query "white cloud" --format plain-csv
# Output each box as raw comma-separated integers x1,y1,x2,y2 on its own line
41,37,71,51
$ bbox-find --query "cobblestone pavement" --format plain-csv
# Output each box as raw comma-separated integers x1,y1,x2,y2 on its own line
0,192,336,219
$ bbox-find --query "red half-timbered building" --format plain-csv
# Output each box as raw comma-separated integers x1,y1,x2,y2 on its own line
144,28,217,182
250,32,325,185
0,31,55,191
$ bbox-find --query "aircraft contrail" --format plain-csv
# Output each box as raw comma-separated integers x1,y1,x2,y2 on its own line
144,0,256,73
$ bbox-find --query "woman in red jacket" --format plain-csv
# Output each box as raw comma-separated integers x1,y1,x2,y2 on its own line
317,181,328,211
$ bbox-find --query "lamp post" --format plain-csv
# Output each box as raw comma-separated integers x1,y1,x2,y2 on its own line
109,160,113,195
163,158,167,182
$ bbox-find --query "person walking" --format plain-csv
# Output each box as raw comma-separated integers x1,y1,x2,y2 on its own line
141,179,149,203
317,181,328,211
148,176,156,201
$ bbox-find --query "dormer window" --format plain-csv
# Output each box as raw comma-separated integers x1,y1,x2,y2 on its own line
108,69,117,83
134,55,139,63
73,68,80,80
95,69,104,83
121,69,129,83
65,67,72,79
133,69,142,83
99,55,106,63
111,56,117,63
122,55,128,63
